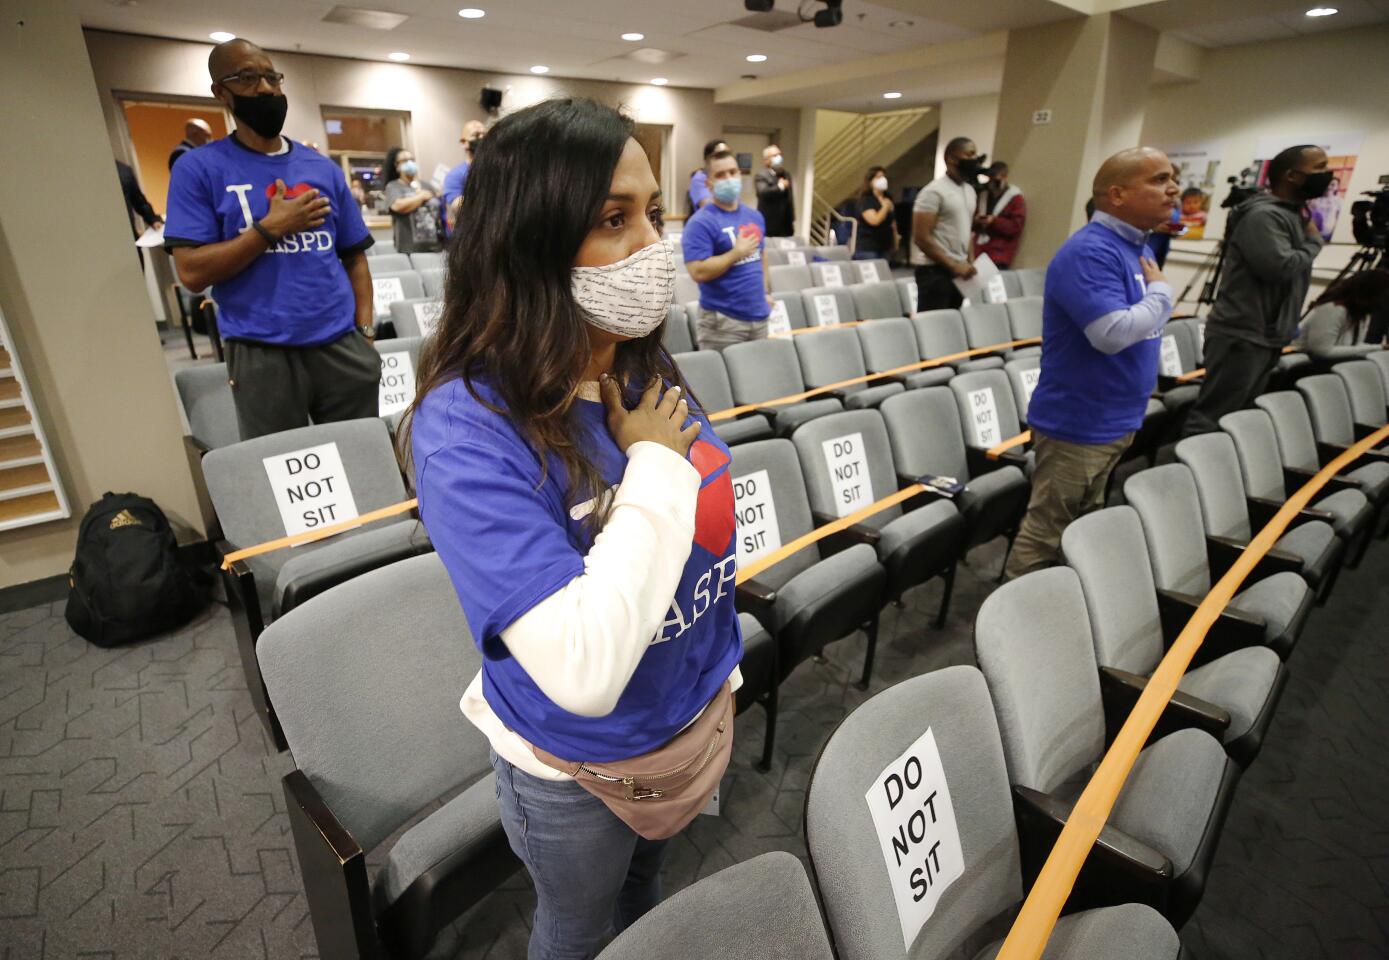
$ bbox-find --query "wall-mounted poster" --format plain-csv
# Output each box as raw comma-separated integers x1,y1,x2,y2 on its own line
1248,132,1364,242
1162,143,1223,240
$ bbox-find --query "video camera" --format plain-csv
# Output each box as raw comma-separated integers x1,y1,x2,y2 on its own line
1221,176,1258,210
1350,185,1389,250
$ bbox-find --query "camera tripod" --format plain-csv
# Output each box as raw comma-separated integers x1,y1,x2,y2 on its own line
1175,239,1228,311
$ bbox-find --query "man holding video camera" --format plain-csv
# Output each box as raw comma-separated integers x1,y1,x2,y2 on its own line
1182,144,1332,436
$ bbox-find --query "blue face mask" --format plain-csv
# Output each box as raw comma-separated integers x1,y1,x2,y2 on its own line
712,176,741,204
401,160,419,177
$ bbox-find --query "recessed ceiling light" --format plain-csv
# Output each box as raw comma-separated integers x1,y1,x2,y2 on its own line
1305,6,1338,15
746,54,768,62
883,91,903,99
458,8,485,18
530,65,550,74
650,77,668,85
387,51,410,61
622,32,645,41
209,31,236,42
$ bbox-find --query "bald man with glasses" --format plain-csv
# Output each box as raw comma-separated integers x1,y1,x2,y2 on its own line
164,39,380,441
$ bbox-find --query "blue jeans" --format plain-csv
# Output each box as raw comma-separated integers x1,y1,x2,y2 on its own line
491,750,668,960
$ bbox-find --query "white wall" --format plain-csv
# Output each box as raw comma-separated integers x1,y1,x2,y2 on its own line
933,94,999,179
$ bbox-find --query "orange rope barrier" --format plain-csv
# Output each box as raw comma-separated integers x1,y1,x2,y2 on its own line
986,431,1031,459
994,421,1389,960
219,498,418,570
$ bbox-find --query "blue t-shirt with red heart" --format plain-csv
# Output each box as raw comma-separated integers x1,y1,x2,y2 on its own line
682,202,771,322
412,376,743,762
164,136,373,346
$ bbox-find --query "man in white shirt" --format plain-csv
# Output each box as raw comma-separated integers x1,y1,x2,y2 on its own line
912,137,985,312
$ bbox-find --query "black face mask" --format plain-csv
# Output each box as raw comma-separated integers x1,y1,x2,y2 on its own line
230,93,288,139
956,155,987,181
1296,170,1335,200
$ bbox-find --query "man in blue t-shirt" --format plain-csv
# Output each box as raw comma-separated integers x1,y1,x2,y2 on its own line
442,119,487,235
164,39,379,441
1003,147,1178,580
682,149,773,352
685,138,727,215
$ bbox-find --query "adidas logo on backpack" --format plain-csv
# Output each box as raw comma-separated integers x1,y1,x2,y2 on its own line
108,509,142,530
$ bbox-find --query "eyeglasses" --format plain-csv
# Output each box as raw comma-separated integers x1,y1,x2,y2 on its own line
217,69,285,89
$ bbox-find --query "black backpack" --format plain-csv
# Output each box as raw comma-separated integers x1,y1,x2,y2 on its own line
65,492,210,647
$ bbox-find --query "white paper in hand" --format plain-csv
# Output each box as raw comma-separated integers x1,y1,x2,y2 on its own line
135,226,165,248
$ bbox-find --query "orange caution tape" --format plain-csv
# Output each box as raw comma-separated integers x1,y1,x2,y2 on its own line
986,431,1031,460
994,420,1389,960
735,484,925,585
708,337,1041,423
219,498,419,570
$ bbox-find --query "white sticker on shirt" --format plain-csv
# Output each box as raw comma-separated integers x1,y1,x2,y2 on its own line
1019,367,1042,413
985,273,1009,304
377,351,416,417
813,294,841,327
820,267,845,288
373,277,405,317
413,300,443,338
857,261,880,284
733,470,782,566
967,388,1001,446
786,250,807,267
1159,334,1183,377
768,300,792,337
262,442,360,537
823,432,871,517
864,727,966,950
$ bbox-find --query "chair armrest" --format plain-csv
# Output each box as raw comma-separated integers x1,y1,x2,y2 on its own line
1098,666,1231,745
1319,439,1389,468
282,770,378,960
880,374,908,386
811,510,881,556
736,578,777,622
1155,588,1268,667
1246,495,1336,530
1205,534,1303,584
1012,785,1172,914
734,409,770,423
826,389,850,403
1283,466,1362,497
278,532,433,615
966,444,1028,477
753,406,785,420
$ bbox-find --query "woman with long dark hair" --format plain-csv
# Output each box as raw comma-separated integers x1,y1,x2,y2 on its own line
1295,268,1389,360
404,99,742,959
854,164,897,261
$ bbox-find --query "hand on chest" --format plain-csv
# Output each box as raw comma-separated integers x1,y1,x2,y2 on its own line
220,175,336,252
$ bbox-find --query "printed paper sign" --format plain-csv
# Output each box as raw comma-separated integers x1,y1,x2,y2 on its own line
1195,321,1205,358
813,294,841,327
768,300,792,337
984,273,1009,304
820,268,844,288
378,351,416,417
967,388,1001,446
262,442,360,537
857,261,880,284
775,237,797,250
373,277,405,317
786,250,807,267
1159,334,1183,377
733,470,782,566
906,281,919,313
1019,367,1042,413
865,728,965,950
823,432,871,517
413,300,443,338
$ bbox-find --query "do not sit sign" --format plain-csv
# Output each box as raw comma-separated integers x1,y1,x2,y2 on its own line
262,442,361,537
864,727,965,950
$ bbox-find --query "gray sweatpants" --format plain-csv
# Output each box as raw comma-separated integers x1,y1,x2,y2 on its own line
225,330,382,441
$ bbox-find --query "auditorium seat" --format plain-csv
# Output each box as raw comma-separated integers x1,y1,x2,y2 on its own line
791,410,967,627
259,554,517,960
728,439,886,768
407,251,443,272
947,369,1033,475
597,853,832,960
671,350,772,445
662,304,694,354
799,286,858,328
1332,359,1389,429
723,339,844,437
174,364,239,453
371,270,426,321
675,271,698,307
1255,391,1389,517
809,261,854,289
369,252,413,273
999,269,1025,299
366,240,397,258
373,336,422,435
1124,464,1311,659
389,298,442,340
1062,506,1288,766
1004,295,1043,343
880,388,1029,555
912,310,1005,374
203,418,432,747
960,303,1019,355
975,568,1239,927
794,327,905,409
1003,355,1042,424
1366,351,1389,396
418,267,445,299
895,277,919,317
856,318,953,389
1016,266,1046,297
848,258,892,284
769,264,813,293
1175,432,1344,602
769,290,810,335
806,665,1182,959
850,280,908,322
814,245,852,262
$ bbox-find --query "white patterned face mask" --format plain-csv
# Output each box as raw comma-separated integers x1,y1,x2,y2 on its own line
570,239,675,339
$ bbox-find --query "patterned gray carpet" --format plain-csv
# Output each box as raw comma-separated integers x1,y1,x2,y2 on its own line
2,527,1386,959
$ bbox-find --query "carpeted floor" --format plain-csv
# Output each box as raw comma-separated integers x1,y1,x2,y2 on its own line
1,523,1385,959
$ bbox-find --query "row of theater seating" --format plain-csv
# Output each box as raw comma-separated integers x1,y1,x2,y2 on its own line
248,366,1387,959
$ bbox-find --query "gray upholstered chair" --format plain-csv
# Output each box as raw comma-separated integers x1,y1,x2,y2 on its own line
204,418,432,747
368,252,412,273
672,350,772,445
800,286,859,328
418,267,446,299
407,250,443,272
674,270,698,307
790,410,967,627
999,269,1025,300
1298,372,1388,446
850,279,907,321
880,388,1028,555
763,247,790,266
259,553,517,960
810,260,854,289
806,665,1183,959
663,304,694,354
1332,359,1389,429
1219,408,1376,565
598,852,832,960
366,240,397,258
1255,390,1389,517
1153,324,1202,414
815,245,852,262
174,363,240,539
1016,266,1046,297
1175,432,1344,602
389,298,442,340
371,270,426,321
960,303,1017,354
1124,464,1311,659
1002,355,1042,425
723,338,844,437
857,318,954,389
770,264,813,293
947,369,1033,475
795,328,905,410
896,276,919,316
850,258,893,284
1004,295,1043,342
912,310,1006,374
770,290,810,333
1062,506,1288,766
1367,351,1389,396
975,568,1239,927
729,439,886,768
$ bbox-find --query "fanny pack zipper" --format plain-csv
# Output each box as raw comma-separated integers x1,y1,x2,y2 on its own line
578,718,727,801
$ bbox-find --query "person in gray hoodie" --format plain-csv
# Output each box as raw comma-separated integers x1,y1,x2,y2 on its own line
1182,144,1332,436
